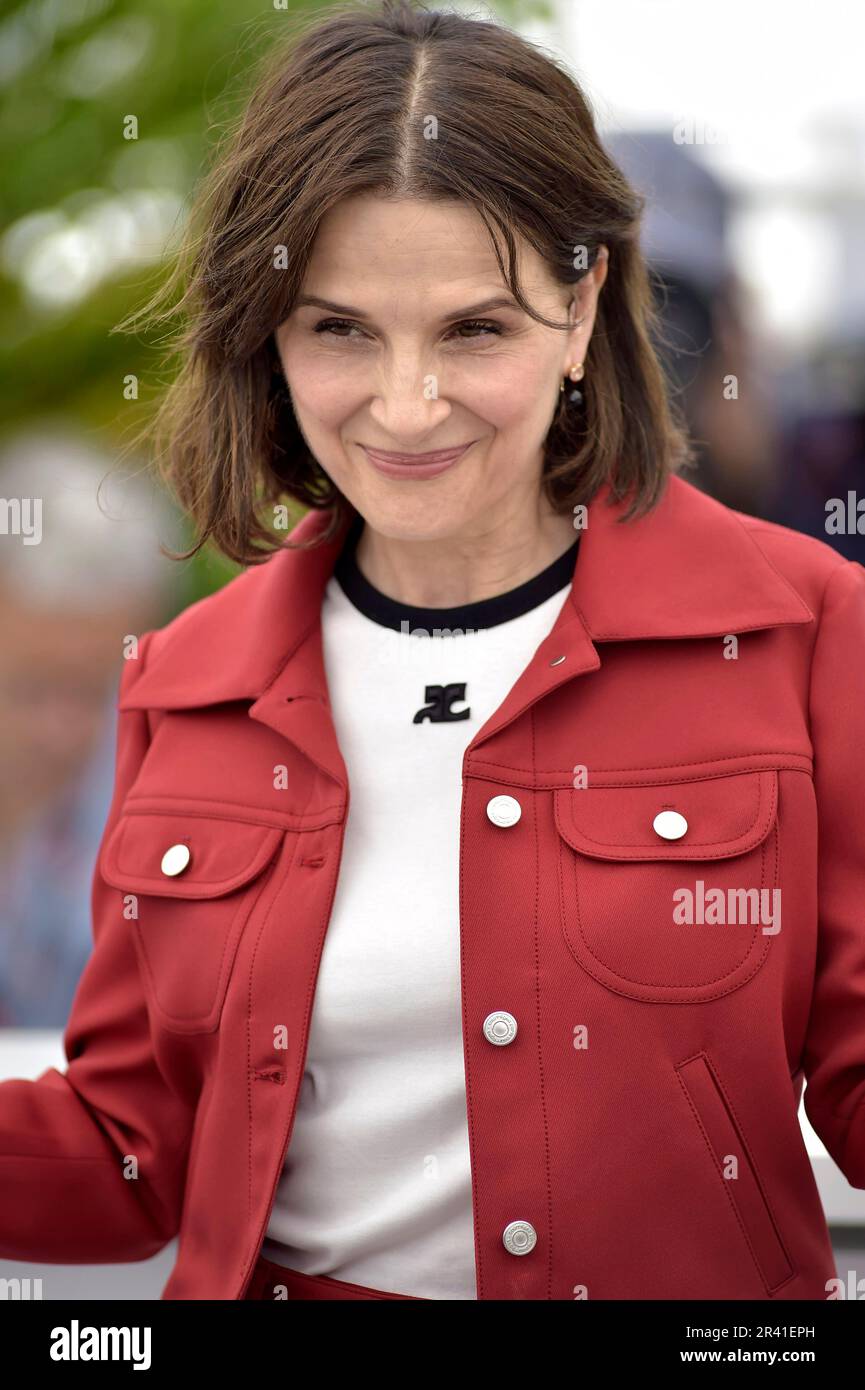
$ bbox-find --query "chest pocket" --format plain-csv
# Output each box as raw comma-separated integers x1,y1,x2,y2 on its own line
100,810,284,1033
554,770,779,1003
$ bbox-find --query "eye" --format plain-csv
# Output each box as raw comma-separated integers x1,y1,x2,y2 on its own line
447,319,503,340
312,317,364,340
310,316,506,343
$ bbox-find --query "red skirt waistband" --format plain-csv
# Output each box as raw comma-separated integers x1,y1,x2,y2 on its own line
244,1253,428,1301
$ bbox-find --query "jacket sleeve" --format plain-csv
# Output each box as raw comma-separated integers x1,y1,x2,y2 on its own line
802,557,865,1191
0,633,194,1262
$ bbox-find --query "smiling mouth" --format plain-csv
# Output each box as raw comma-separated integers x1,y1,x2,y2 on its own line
360,442,474,464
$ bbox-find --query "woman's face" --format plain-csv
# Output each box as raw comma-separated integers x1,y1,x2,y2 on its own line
274,194,607,542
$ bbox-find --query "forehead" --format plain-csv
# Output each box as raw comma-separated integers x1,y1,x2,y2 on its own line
300,193,559,308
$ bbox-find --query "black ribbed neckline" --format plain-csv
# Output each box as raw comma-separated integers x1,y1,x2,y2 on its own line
333,515,579,632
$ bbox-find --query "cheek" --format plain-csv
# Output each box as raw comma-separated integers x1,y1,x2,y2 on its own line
472,357,556,429
293,375,348,428
278,339,352,428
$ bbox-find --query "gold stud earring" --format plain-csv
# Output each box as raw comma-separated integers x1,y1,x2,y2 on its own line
559,362,585,394
560,362,586,406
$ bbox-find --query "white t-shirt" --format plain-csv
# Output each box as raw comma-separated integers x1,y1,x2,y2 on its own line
261,520,580,1299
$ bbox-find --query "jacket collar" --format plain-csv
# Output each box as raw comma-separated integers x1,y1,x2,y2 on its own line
120,474,814,718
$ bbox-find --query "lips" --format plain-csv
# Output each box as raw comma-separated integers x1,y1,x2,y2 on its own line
362,444,471,465
360,440,475,480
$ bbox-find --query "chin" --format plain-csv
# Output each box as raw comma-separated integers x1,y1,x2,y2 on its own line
348,492,474,544
332,440,499,541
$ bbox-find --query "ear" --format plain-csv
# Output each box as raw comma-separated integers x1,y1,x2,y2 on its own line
563,246,609,371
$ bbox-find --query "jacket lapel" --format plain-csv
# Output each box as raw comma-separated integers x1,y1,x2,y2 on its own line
572,475,813,641
451,477,815,754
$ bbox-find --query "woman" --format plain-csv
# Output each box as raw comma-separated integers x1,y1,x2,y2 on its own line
1,0,863,1302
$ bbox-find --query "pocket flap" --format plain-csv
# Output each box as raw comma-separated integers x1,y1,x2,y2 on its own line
100,812,283,898
555,770,777,862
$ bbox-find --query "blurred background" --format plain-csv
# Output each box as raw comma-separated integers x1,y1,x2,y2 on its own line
0,0,862,1296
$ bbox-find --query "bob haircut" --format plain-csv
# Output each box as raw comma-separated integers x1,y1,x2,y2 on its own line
133,0,694,566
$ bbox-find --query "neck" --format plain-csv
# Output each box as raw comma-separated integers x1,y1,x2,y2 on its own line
353,500,577,609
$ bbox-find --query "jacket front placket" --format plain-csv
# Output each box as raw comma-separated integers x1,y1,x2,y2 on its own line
456,603,601,1299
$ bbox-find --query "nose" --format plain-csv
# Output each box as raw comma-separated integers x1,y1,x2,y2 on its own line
367,357,453,441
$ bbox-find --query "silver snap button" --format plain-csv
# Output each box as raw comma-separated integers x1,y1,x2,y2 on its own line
550,654,566,666
502,1220,537,1256
161,843,191,876
652,810,688,841
483,1011,518,1046
486,795,522,827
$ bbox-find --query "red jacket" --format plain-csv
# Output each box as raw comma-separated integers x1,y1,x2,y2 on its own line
2,475,864,1299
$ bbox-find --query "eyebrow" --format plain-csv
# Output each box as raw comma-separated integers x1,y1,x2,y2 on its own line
293,294,523,321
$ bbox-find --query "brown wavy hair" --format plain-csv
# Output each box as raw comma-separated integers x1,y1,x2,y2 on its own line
129,0,693,566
